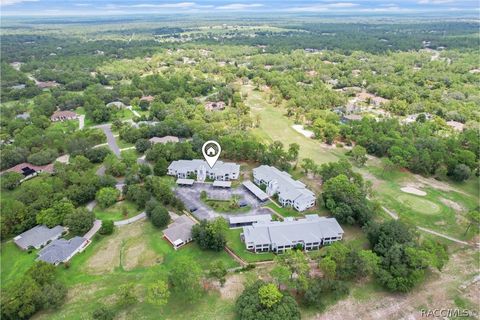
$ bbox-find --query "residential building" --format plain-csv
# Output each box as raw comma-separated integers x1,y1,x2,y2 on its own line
253,165,315,211
3,162,55,182
341,114,363,123
163,215,196,250
242,215,343,253
37,236,89,265
229,214,272,228
168,159,240,181
14,225,66,250
50,110,78,122
149,136,179,144
106,101,126,108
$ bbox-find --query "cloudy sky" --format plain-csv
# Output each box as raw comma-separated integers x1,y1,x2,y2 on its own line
1,0,478,16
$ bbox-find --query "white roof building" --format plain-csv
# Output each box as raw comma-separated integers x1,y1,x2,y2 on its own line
253,165,315,211
168,159,240,182
163,215,196,250
242,215,343,253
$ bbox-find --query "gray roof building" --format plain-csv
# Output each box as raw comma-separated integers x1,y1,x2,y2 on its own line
37,236,88,265
149,136,179,144
14,225,65,250
229,214,272,228
163,215,196,250
176,178,195,185
168,159,240,181
253,165,315,211
212,180,231,188
243,215,343,253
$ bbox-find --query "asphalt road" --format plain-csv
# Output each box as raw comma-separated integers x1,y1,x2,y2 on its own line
93,124,120,157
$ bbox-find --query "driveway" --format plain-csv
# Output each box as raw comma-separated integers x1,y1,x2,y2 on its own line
175,183,271,221
78,114,85,130
84,219,102,240
93,124,120,157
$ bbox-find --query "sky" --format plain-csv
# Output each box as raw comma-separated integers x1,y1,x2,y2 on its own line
0,0,478,16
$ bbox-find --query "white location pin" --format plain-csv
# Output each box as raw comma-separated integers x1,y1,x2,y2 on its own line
202,140,221,168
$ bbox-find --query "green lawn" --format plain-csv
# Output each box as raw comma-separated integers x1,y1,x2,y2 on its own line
117,138,135,149
204,199,252,214
245,85,479,241
225,228,276,263
0,241,37,287
93,200,140,222
265,202,302,218
34,221,239,320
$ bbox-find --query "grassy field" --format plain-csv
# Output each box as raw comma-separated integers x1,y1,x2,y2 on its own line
93,200,140,221
265,202,302,218
31,220,239,320
204,199,252,214
244,85,479,241
0,241,37,287
225,228,276,263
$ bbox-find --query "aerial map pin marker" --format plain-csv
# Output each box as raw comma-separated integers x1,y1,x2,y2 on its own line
202,140,221,168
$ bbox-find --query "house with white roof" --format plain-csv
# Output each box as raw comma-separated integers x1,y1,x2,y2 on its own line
168,159,240,182
242,215,343,253
253,165,315,211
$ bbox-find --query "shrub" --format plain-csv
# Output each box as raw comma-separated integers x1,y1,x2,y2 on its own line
151,206,170,228
99,220,114,235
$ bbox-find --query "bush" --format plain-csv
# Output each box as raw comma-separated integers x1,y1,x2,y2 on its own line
92,305,115,320
1,172,23,190
99,220,114,235
150,206,170,228
95,187,120,208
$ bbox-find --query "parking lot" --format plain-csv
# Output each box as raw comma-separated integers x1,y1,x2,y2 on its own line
175,182,271,221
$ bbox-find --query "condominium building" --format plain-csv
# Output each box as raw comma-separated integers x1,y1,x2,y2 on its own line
168,159,240,181
253,165,315,211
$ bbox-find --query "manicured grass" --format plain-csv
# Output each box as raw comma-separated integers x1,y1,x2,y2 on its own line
265,202,302,218
0,241,37,287
34,221,239,320
225,228,276,263
204,199,252,214
93,200,140,222
245,86,345,165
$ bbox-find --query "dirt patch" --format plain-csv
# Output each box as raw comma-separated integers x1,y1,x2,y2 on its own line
412,174,469,196
401,186,427,196
122,238,161,271
84,221,145,274
65,283,101,304
439,198,465,213
308,248,478,320
217,274,246,300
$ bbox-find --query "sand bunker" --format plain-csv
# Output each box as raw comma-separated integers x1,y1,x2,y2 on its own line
400,186,426,196
292,125,314,138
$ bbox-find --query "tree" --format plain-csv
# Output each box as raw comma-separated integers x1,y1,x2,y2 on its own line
301,158,316,175
99,220,114,235
287,143,300,165
258,283,283,308
150,206,170,228
236,281,300,320
125,184,151,209
41,283,67,309
351,145,368,166
146,280,170,307
319,256,337,279
270,265,290,288
192,218,228,251
209,261,227,287
117,283,137,307
85,147,111,163
168,256,203,301
1,172,23,190
37,199,75,228
95,187,119,208
451,164,471,182
275,249,309,292
64,207,95,235
465,210,480,235
135,139,152,153
153,158,168,176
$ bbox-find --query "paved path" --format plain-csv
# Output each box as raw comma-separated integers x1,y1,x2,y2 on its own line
114,212,146,226
96,165,106,176
378,204,469,246
78,114,85,130
126,105,140,117
86,200,97,212
417,226,469,246
84,219,102,240
93,124,120,157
